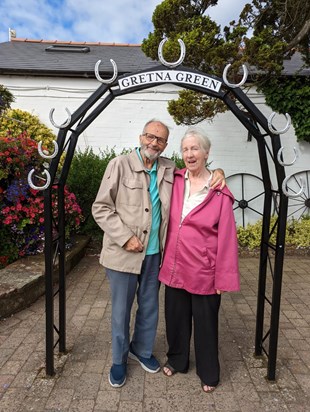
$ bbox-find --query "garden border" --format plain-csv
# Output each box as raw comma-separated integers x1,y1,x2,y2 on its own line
0,235,89,319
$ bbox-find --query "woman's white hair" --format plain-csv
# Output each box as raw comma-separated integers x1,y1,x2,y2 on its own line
180,127,211,153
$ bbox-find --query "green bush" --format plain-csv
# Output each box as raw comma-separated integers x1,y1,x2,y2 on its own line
237,215,310,250
67,147,118,240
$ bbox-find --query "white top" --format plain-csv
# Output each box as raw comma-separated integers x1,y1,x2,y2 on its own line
181,170,213,221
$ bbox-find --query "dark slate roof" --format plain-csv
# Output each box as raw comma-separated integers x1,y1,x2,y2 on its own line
0,39,157,78
0,38,309,78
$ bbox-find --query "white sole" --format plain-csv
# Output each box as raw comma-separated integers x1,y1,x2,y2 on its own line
108,373,126,388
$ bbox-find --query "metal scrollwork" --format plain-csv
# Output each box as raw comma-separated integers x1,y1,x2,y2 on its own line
277,146,298,167
158,38,186,68
49,107,71,129
95,59,118,84
38,140,59,159
222,63,248,88
268,112,291,135
27,168,51,191
282,175,305,198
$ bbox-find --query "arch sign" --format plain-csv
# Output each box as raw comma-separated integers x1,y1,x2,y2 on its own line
35,38,299,381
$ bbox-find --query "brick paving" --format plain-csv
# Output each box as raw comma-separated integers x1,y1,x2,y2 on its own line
0,255,309,411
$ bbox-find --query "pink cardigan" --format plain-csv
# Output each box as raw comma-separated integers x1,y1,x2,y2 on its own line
159,169,240,295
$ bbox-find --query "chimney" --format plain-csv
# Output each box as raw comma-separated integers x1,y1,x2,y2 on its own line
9,28,16,41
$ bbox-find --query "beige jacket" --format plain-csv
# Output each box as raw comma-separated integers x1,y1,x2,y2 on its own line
92,150,175,274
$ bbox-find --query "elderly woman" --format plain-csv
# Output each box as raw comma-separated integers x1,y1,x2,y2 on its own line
159,127,240,393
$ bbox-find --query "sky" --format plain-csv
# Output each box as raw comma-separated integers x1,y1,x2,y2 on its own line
0,0,248,44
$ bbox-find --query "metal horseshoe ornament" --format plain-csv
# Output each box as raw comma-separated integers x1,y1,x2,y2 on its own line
158,38,186,68
268,112,291,135
49,107,71,129
95,59,118,84
282,175,305,198
27,168,51,191
277,146,298,167
223,64,248,88
38,140,59,159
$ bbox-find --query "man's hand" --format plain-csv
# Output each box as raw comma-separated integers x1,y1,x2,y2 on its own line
123,235,144,253
210,168,226,190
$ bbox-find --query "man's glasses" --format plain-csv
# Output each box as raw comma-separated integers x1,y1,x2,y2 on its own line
142,133,168,146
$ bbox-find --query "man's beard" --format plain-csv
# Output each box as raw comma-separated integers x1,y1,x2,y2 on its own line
140,145,161,161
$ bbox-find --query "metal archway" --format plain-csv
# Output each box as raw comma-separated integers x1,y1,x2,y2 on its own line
39,42,292,381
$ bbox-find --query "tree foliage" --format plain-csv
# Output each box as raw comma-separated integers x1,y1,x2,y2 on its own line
0,85,15,114
142,0,310,141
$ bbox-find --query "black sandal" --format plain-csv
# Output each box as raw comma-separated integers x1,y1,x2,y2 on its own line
201,380,216,393
163,362,177,377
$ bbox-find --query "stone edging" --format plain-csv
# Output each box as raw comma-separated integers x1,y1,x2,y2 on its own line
0,236,90,319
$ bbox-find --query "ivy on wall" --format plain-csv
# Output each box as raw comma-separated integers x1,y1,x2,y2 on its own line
258,76,310,143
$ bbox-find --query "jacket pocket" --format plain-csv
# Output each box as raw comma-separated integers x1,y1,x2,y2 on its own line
202,247,215,269
119,178,143,206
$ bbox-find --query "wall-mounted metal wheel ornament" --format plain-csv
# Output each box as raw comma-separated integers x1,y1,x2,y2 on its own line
283,170,310,219
226,173,276,227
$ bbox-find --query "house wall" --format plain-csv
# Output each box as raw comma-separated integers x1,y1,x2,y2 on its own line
1,74,309,225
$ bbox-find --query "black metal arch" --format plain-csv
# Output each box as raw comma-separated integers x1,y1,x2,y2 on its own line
43,64,289,380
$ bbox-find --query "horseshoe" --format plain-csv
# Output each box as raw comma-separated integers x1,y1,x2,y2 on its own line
158,38,186,68
49,107,71,129
95,59,118,84
38,140,59,159
27,168,51,191
268,112,291,135
277,147,298,166
282,175,305,198
222,63,248,88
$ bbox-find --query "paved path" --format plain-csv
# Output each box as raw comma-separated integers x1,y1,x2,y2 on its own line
0,255,309,411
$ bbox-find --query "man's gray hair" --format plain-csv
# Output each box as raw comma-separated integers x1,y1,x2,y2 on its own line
142,119,170,136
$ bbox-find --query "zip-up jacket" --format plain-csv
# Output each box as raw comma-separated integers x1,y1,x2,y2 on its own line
159,168,240,295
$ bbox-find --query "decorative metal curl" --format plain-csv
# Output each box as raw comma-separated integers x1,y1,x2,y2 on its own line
282,175,305,198
222,63,248,88
95,59,118,84
27,169,51,191
38,140,58,159
158,38,186,68
268,112,291,135
49,107,71,129
277,146,298,167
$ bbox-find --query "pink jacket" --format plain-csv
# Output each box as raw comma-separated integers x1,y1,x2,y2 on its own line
159,169,240,295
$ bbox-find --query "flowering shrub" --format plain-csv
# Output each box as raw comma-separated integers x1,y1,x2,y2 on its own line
0,108,56,148
0,132,83,269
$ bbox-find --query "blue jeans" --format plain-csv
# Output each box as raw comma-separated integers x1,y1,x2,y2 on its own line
106,253,160,364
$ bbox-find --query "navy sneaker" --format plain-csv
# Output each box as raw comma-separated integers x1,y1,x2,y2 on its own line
128,344,160,373
109,363,127,388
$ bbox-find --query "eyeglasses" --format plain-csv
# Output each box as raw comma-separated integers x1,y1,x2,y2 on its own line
142,133,168,146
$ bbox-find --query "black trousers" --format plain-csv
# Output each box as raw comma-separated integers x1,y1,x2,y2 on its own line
165,286,221,386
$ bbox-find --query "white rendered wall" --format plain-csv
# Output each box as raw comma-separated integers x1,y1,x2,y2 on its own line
1,74,309,224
